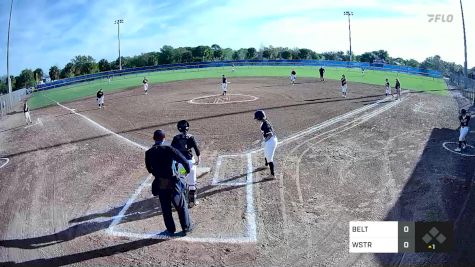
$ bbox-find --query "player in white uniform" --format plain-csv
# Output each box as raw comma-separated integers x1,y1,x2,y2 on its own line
290,70,297,85
143,77,149,94
341,75,348,97
171,120,201,207
254,110,278,179
385,78,392,97
221,75,228,96
96,89,104,109
23,101,32,125
455,109,471,152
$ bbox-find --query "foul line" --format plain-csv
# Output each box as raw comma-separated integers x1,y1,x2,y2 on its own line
0,158,9,169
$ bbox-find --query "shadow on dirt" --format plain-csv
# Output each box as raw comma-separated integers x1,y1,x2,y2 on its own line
376,127,475,265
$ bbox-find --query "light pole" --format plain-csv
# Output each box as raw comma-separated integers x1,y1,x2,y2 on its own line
114,19,124,70
6,0,14,109
344,11,354,62
459,0,468,90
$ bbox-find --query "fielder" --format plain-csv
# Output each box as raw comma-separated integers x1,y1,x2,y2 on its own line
455,109,471,152
143,77,149,94
171,120,201,207
341,75,348,97
221,75,228,96
385,78,392,97
395,78,401,100
319,66,325,82
23,100,32,125
96,89,104,109
254,110,277,179
290,69,297,85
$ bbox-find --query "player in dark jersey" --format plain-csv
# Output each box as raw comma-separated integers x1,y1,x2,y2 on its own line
143,77,149,94
171,120,201,207
385,78,392,97
319,67,325,81
254,110,278,179
221,75,228,96
456,109,471,152
96,89,104,109
341,75,347,97
395,78,401,100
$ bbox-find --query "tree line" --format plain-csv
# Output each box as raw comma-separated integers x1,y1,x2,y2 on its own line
1,44,474,94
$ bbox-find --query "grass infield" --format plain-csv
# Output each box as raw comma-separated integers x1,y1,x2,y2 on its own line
29,66,447,109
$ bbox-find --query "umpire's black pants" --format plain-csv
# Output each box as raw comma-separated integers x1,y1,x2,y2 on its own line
154,177,191,233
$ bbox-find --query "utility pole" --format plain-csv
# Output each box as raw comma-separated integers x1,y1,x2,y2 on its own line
114,19,124,70
344,11,354,61
6,0,14,110
459,0,468,90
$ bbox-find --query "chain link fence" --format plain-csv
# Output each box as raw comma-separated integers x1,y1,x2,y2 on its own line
0,88,28,118
449,72,475,105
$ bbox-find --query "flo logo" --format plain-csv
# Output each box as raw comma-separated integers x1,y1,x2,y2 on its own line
428,14,454,22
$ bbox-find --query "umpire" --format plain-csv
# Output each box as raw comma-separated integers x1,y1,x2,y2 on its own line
145,129,193,235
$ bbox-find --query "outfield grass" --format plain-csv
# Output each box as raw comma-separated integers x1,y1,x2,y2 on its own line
29,66,447,109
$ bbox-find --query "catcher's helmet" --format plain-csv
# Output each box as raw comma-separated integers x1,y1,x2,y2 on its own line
461,109,467,115
177,120,190,133
254,110,266,120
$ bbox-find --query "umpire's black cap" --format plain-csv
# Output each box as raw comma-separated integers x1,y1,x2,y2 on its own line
153,129,165,140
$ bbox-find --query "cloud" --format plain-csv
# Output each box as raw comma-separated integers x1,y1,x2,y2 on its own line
0,0,473,76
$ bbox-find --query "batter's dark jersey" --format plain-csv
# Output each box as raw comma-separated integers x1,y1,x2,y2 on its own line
319,68,325,77
460,115,471,127
23,103,29,113
97,91,104,98
341,78,347,86
385,81,390,87
261,120,275,141
143,79,148,84
222,77,227,84
171,133,201,160
395,80,401,89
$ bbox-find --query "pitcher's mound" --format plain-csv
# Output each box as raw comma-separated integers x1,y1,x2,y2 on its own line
189,94,258,105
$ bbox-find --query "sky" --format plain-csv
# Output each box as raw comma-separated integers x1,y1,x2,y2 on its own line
0,0,473,76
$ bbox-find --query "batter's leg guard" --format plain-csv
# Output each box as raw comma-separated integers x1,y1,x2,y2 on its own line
265,158,268,166
269,162,275,176
188,189,197,208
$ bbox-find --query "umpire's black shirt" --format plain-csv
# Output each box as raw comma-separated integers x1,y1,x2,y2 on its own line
145,141,190,179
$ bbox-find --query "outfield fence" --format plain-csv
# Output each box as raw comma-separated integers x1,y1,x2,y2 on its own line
448,72,475,105
0,88,28,117
36,60,442,91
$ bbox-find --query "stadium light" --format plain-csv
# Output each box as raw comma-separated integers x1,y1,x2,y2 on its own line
6,0,14,109
459,0,468,90
344,11,354,62
114,19,124,70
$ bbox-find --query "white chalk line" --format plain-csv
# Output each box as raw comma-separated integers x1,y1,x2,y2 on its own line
24,118,42,129
442,142,475,157
188,94,258,105
0,158,9,169
53,100,249,243
245,153,257,241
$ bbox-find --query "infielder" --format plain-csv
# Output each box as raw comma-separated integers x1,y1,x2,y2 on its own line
385,78,392,97
455,109,471,152
23,101,32,125
254,110,277,179
221,75,228,96
395,78,401,100
96,89,104,109
290,69,297,85
143,77,149,94
341,75,348,97
319,66,325,82
171,120,201,207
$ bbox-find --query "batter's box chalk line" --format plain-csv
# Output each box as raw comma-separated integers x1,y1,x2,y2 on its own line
442,142,475,157
54,93,401,244
0,158,9,169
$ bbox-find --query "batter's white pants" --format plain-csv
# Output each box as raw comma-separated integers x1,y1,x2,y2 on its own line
25,111,32,124
177,158,197,190
385,86,391,95
460,126,469,142
264,136,278,162
290,74,296,82
221,83,228,92
144,83,149,92
341,84,348,94
97,96,104,105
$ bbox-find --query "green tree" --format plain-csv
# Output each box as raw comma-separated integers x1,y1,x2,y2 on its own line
406,59,420,68
60,63,75,78
181,50,193,63
232,51,240,60
16,69,35,89
262,49,271,59
211,44,223,60
71,55,98,75
222,48,234,60
281,50,292,59
33,68,44,83
246,47,257,59
359,52,376,63
159,45,175,64
98,59,111,71
49,66,60,80
298,48,312,60
0,76,7,94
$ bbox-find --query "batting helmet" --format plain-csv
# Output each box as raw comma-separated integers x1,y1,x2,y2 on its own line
177,120,190,133
461,109,467,115
254,110,266,120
